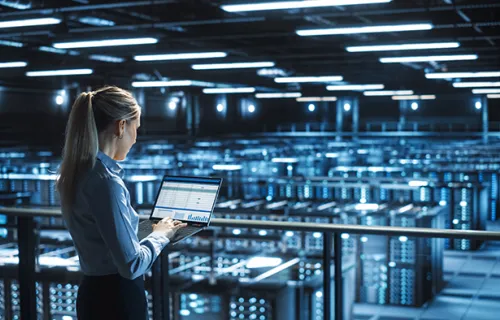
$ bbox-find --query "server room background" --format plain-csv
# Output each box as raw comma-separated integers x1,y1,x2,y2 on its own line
1,1,500,320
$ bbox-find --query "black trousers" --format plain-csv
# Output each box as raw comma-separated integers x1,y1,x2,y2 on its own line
76,273,148,320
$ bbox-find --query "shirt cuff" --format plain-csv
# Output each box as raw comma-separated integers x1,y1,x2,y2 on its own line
147,231,171,256
149,231,170,245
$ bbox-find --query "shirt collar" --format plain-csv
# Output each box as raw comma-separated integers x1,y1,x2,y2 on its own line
97,151,124,178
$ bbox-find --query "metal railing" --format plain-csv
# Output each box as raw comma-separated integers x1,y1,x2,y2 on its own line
2,206,500,320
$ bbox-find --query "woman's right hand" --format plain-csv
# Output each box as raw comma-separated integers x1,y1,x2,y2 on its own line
152,217,187,240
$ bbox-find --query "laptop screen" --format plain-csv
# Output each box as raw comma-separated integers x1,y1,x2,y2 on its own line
151,176,221,224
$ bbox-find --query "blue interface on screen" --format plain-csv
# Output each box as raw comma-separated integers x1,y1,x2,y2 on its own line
151,177,219,223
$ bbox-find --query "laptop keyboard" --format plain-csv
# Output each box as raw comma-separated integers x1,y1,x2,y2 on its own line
172,225,201,242
139,221,201,243
138,221,152,234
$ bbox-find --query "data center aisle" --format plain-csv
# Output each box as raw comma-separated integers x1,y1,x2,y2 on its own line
353,222,500,320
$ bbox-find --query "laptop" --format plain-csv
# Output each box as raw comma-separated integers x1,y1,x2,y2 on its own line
138,175,222,244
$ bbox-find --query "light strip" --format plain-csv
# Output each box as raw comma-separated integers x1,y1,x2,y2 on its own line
89,54,125,63
392,95,436,100
364,90,414,96
222,0,391,12
134,52,227,61
275,76,343,83
380,54,478,63
488,94,500,99
26,69,93,77
408,180,429,187
53,37,158,49
327,84,384,91
131,80,214,88
296,96,337,102
39,46,68,55
346,42,460,52
453,82,500,88
0,17,61,29
0,40,24,47
425,71,500,79
0,61,27,68
271,157,298,163
297,23,433,37
256,92,302,99
473,89,500,94
192,61,275,70
212,164,243,171
78,17,115,27
355,203,379,211
251,258,300,283
203,87,256,94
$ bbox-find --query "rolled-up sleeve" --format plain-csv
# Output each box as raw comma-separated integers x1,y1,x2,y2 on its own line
84,175,169,279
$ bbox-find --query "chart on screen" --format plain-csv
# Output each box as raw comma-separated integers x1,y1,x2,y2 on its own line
151,180,219,223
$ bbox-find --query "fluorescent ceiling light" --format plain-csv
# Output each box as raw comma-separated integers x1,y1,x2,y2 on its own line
0,40,24,47
192,61,275,70
251,258,300,283
453,82,500,88
408,180,429,187
246,257,283,269
473,89,500,94
256,92,302,99
327,84,384,91
0,17,61,29
275,76,343,83
26,69,93,77
78,17,115,27
380,54,478,63
398,204,414,213
297,23,433,37
39,46,69,55
271,157,298,163
212,164,243,171
392,95,436,100
131,80,213,88
0,61,27,68
128,175,158,182
297,96,337,102
425,71,500,79
53,37,158,49
364,90,413,96
354,203,379,211
0,1,31,9
134,52,227,61
203,87,256,94
346,42,460,52
488,94,500,99
325,152,340,158
222,0,391,12
89,54,125,63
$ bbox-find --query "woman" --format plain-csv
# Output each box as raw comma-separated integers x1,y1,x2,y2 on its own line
56,86,186,320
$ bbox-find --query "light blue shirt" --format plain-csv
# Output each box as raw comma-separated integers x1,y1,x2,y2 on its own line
62,151,170,279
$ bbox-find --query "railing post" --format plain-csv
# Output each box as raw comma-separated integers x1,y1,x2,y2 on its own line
162,251,171,320
323,232,332,320
18,216,38,320
152,255,163,320
334,233,343,320
152,250,172,320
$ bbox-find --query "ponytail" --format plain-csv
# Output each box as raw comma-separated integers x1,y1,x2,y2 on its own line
56,86,140,209
56,92,99,208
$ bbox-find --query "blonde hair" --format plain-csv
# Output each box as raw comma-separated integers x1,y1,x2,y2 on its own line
56,86,140,208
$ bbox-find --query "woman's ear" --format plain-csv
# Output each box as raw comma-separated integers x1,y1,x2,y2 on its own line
116,119,126,138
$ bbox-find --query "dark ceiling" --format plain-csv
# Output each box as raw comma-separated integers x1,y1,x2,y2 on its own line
0,0,499,96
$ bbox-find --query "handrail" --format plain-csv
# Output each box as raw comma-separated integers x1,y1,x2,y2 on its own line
2,206,500,241
210,219,500,241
